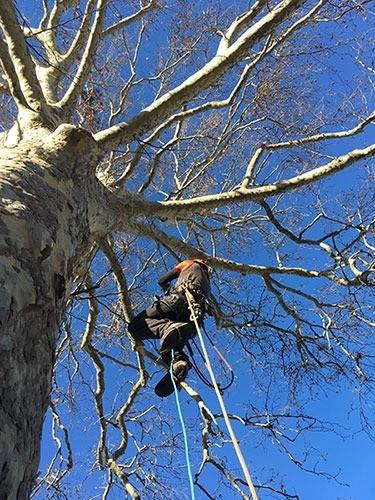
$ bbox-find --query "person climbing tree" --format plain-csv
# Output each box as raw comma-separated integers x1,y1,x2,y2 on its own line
128,259,212,397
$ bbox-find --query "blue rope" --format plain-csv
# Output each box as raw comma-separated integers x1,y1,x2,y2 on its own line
170,350,196,500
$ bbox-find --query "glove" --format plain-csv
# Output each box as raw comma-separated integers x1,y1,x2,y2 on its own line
160,283,171,293
152,295,161,305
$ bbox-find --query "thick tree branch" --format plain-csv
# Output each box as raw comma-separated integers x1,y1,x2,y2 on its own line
266,112,375,150
217,1,267,55
109,143,375,223
114,0,327,164
46,0,77,32
56,0,109,113
99,236,133,323
242,112,374,187
147,144,375,216
0,39,28,108
41,0,97,77
107,459,140,500
103,0,157,37
100,237,149,465
125,220,338,282
94,0,309,150
80,276,108,466
111,354,148,462
38,0,50,31
0,0,47,112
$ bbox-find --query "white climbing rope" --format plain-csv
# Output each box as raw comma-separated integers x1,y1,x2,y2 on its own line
185,290,259,500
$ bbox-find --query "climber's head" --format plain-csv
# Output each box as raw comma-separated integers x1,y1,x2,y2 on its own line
176,258,211,275
193,258,208,268
193,259,212,275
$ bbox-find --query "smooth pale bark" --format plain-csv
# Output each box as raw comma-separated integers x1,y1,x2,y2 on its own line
0,125,102,499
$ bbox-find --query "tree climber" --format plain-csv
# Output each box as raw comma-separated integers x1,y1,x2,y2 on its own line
128,259,213,397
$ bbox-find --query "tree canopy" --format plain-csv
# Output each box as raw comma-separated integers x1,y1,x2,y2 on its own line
0,0,374,498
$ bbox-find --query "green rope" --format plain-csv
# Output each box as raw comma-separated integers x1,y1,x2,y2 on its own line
170,350,196,500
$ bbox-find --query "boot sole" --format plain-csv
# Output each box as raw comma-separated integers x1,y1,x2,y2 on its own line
155,373,176,398
155,362,189,398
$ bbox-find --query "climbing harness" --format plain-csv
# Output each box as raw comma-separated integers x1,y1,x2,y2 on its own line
185,290,259,500
170,349,196,500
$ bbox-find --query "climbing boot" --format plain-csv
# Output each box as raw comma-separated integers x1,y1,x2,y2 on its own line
160,322,193,356
154,355,191,398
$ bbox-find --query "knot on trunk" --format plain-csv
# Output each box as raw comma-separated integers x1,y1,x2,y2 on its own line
45,124,98,159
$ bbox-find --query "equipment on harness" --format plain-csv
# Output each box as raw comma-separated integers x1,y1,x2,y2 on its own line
174,280,212,320
157,285,208,323
188,300,203,322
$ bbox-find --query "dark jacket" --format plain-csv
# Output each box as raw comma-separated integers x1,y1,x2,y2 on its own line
158,260,211,300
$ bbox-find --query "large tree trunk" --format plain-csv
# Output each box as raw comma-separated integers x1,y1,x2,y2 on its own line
0,125,100,499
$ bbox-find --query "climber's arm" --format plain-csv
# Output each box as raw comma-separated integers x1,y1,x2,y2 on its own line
158,268,179,291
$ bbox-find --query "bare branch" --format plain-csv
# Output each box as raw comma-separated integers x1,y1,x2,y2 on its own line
0,39,28,108
110,352,148,462
47,0,77,33
260,200,335,257
149,144,375,216
217,1,267,55
0,0,47,112
38,0,51,31
95,0,309,150
241,112,375,187
56,0,109,113
80,276,108,466
103,0,158,37
49,0,97,69
109,143,375,223
125,0,328,160
107,459,140,500
99,236,134,323
264,112,375,152
125,221,324,280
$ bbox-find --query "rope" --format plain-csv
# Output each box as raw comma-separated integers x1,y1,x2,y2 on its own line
187,341,216,388
185,291,259,500
170,350,196,500
188,338,234,392
201,323,235,391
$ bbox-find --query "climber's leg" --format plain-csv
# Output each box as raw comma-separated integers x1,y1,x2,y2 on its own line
154,351,192,398
159,321,195,356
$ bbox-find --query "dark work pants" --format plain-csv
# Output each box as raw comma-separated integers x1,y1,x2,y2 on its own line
128,299,194,343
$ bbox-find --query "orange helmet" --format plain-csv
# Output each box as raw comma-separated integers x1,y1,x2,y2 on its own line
175,258,209,273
